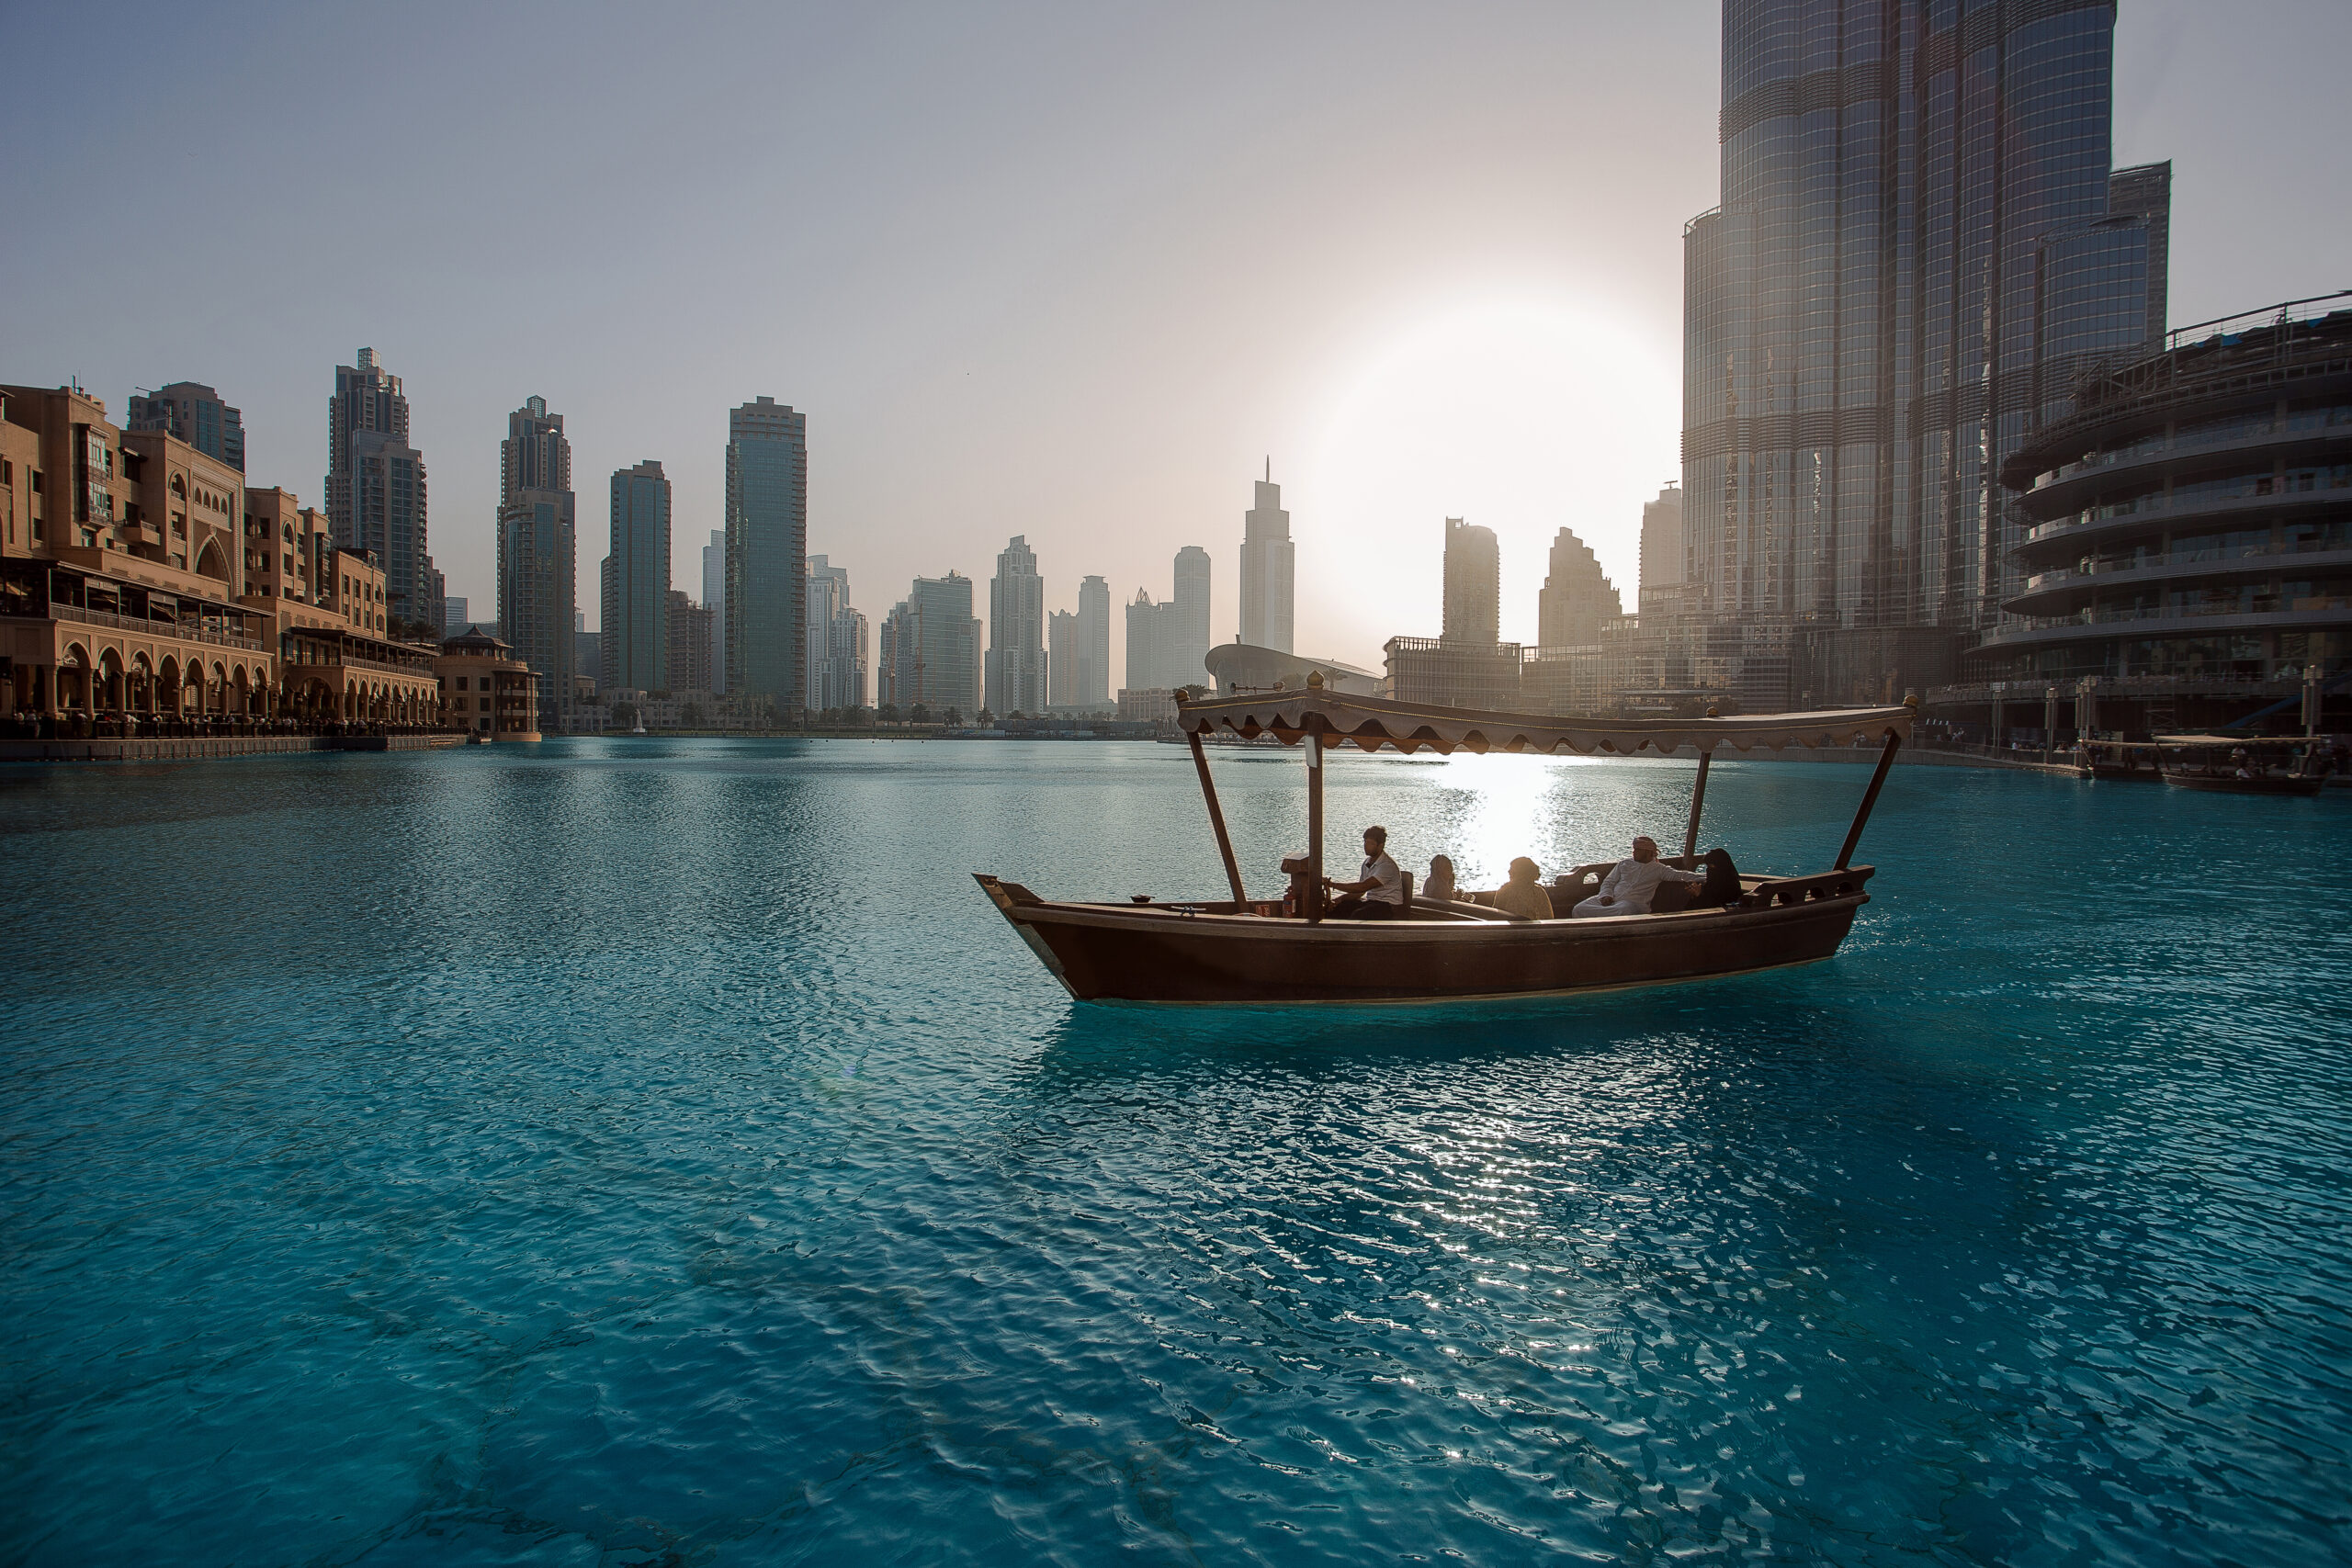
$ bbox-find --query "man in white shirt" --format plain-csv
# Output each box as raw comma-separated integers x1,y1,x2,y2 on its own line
1325,826,1407,919
1571,836,1708,918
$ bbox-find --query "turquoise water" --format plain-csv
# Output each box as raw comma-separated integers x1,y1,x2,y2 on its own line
4,739,2348,1566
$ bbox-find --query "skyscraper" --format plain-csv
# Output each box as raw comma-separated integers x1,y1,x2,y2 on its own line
666,589,714,694
1075,574,1111,708
1239,468,1295,652
986,535,1046,715
877,601,909,709
831,606,869,711
601,460,670,691
1125,590,1166,694
1636,482,1687,615
501,394,569,499
701,528,727,694
725,396,807,709
326,348,439,635
127,382,244,473
575,609,599,696
1535,526,1623,649
1441,518,1498,646
497,396,575,703
806,556,867,711
1047,610,1077,707
1123,549,1214,690
1170,546,1211,686
894,572,978,716
1681,0,2169,655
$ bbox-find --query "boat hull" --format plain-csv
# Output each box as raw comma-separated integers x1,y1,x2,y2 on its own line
2163,773,2328,796
977,874,1871,1004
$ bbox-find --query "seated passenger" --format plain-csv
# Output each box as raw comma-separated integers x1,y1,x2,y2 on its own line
1491,857,1554,920
1325,826,1406,919
1423,854,1457,905
1571,836,1708,918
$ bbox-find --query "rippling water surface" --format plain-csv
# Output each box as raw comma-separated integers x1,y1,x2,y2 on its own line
5,739,2348,1566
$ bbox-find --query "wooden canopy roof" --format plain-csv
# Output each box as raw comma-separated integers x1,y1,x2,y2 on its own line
2152,733,2309,749
1176,688,1915,756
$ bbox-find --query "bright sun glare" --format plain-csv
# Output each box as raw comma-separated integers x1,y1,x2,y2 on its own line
1295,297,1678,668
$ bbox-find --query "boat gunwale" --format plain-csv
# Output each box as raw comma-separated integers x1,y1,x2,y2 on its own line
995,886,1870,942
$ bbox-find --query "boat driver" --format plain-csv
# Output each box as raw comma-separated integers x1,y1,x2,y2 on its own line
1325,826,1407,919
1570,836,1709,918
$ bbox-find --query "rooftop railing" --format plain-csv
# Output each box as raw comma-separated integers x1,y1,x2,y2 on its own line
2161,290,2352,356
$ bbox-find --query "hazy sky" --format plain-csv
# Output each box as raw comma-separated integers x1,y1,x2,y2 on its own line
5,2,2346,681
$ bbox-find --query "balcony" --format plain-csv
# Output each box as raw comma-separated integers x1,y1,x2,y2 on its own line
286,648,436,678
2020,482,2352,552
1975,603,2352,650
2022,421,2352,513
2008,545,2352,615
41,602,265,650
1932,673,2303,705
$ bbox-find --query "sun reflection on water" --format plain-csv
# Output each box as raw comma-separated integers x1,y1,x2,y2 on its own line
1321,750,1702,894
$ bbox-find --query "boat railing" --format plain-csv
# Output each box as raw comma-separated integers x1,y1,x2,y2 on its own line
1741,866,1875,908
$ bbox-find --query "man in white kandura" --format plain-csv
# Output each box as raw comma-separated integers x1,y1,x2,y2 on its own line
1325,825,1407,919
1570,835,1708,918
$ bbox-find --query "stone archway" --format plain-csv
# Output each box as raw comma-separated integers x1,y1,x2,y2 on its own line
130,653,155,713
159,656,181,716
59,643,90,712
96,648,126,712
195,539,229,584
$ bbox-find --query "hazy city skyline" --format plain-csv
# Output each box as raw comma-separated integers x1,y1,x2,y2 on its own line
4,3,2345,672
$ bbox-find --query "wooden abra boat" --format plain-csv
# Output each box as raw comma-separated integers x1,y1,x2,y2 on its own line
977,684,1917,1005
2077,739,2164,783
2155,734,2332,796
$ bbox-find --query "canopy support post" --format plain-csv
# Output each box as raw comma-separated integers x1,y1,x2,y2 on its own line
1188,728,1249,908
1681,750,1713,861
1836,730,1902,869
1306,724,1326,922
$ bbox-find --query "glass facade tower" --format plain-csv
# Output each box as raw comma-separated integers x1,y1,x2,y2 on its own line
725,397,807,709
326,348,440,635
127,382,245,474
1681,0,2169,649
1239,472,1295,653
986,535,1046,716
497,396,575,701
1075,574,1111,708
1442,518,1499,645
602,460,671,691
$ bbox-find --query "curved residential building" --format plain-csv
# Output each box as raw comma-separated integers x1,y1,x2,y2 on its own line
1982,293,2352,731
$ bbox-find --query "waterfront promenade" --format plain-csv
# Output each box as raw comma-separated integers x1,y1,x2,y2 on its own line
4,740,2346,1565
